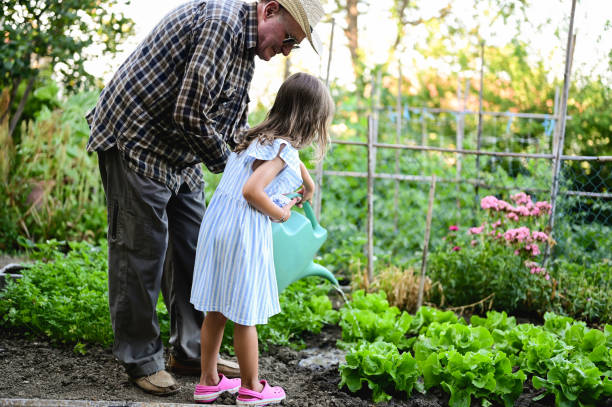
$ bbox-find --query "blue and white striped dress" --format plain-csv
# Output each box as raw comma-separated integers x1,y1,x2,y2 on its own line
190,138,303,325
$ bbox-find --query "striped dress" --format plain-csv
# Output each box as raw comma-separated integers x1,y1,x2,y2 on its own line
190,138,303,325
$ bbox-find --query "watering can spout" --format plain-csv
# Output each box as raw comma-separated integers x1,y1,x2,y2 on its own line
303,262,339,287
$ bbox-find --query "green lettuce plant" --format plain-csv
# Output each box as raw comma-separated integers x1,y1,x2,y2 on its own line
419,349,526,407
338,290,413,349
339,340,421,402
532,354,612,407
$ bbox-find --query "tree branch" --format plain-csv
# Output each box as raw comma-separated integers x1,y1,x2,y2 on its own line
393,3,451,49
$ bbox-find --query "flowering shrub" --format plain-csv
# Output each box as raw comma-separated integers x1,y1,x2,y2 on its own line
429,193,555,315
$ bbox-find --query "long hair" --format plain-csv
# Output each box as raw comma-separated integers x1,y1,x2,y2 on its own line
235,72,334,160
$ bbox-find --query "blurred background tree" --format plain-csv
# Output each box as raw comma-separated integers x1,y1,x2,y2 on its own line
0,0,134,141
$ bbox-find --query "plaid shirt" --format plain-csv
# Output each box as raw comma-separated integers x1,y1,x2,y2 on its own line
86,0,257,193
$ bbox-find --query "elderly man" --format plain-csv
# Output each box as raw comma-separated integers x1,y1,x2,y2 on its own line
86,0,324,396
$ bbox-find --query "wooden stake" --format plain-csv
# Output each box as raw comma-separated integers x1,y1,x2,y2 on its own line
417,174,436,309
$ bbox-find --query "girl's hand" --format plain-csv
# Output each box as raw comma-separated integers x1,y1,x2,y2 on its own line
271,197,298,222
298,161,316,207
296,185,314,207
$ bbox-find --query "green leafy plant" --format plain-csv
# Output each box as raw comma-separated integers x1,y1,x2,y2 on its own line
338,290,413,349
419,349,526,407
532,354,612,407
337,291,611,406
549,259,612,324
413,322,494,361
339,340,421,402
0,90,106,250
0,240,112,346
470,310,517,332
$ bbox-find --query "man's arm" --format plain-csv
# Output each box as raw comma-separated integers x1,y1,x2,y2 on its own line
174,18,237,173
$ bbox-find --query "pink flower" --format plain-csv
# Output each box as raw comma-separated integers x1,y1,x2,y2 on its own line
471,240,478,246
532,231,549,242
515,206,530,217
481,196,500,210
449,225,459,231
492,220,501,229
452,246,461,251
545,274,550,281
535,201,552,213
511,192,531,205
505,227,531,243
469,225,484,235
524,244,541,256
507,213,519,221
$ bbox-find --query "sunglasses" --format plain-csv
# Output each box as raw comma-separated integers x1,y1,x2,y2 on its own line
282,33,300,50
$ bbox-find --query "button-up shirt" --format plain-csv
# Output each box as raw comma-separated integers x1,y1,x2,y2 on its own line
86,0,257,193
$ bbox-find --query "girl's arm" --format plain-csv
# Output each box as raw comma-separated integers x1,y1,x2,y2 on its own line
299,161,315,203
243,154,297,222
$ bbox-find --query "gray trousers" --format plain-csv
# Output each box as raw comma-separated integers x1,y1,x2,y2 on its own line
98,147,205,378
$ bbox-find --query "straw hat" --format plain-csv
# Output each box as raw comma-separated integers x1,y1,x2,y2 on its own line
276,0,324,54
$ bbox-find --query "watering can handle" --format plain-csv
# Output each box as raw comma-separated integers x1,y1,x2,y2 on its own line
285,193,320,229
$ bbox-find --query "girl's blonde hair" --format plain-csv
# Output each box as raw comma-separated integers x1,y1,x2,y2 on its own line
235,72,334,160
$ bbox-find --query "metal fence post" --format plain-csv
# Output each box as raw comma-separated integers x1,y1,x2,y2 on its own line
544,0,577,267
474,41,485,215
394,62,402,233
314,18,335,219
367,115,377,285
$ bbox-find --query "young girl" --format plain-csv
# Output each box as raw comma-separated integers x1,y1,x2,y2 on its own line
190,72,334,405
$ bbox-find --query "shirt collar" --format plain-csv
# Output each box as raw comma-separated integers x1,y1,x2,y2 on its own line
245,2,257,50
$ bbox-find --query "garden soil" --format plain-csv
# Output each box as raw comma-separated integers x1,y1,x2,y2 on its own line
0,323,585,407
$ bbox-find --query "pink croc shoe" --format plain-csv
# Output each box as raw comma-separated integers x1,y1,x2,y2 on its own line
236,380,286,406
193,374,241,404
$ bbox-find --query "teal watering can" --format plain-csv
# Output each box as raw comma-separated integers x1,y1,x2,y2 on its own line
271,198,338,293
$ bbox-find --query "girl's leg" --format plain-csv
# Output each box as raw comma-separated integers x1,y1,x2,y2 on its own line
234,324,263,393
199,312,227,385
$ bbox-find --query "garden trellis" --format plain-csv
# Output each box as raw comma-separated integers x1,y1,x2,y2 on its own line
314,0,611,287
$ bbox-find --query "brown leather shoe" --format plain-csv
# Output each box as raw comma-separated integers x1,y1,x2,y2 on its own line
131,370,180,396
167,354,241,378
167,353,200,376
216,356,240,378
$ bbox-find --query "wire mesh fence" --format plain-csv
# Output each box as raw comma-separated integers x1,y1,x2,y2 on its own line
317,107,611,274
554,160,611,265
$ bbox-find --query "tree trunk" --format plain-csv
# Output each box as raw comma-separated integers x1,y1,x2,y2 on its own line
344,0,361,77
8,75,36,139
0,77,21,125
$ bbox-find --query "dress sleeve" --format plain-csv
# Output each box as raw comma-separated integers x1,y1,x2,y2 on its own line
246,139,303,194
